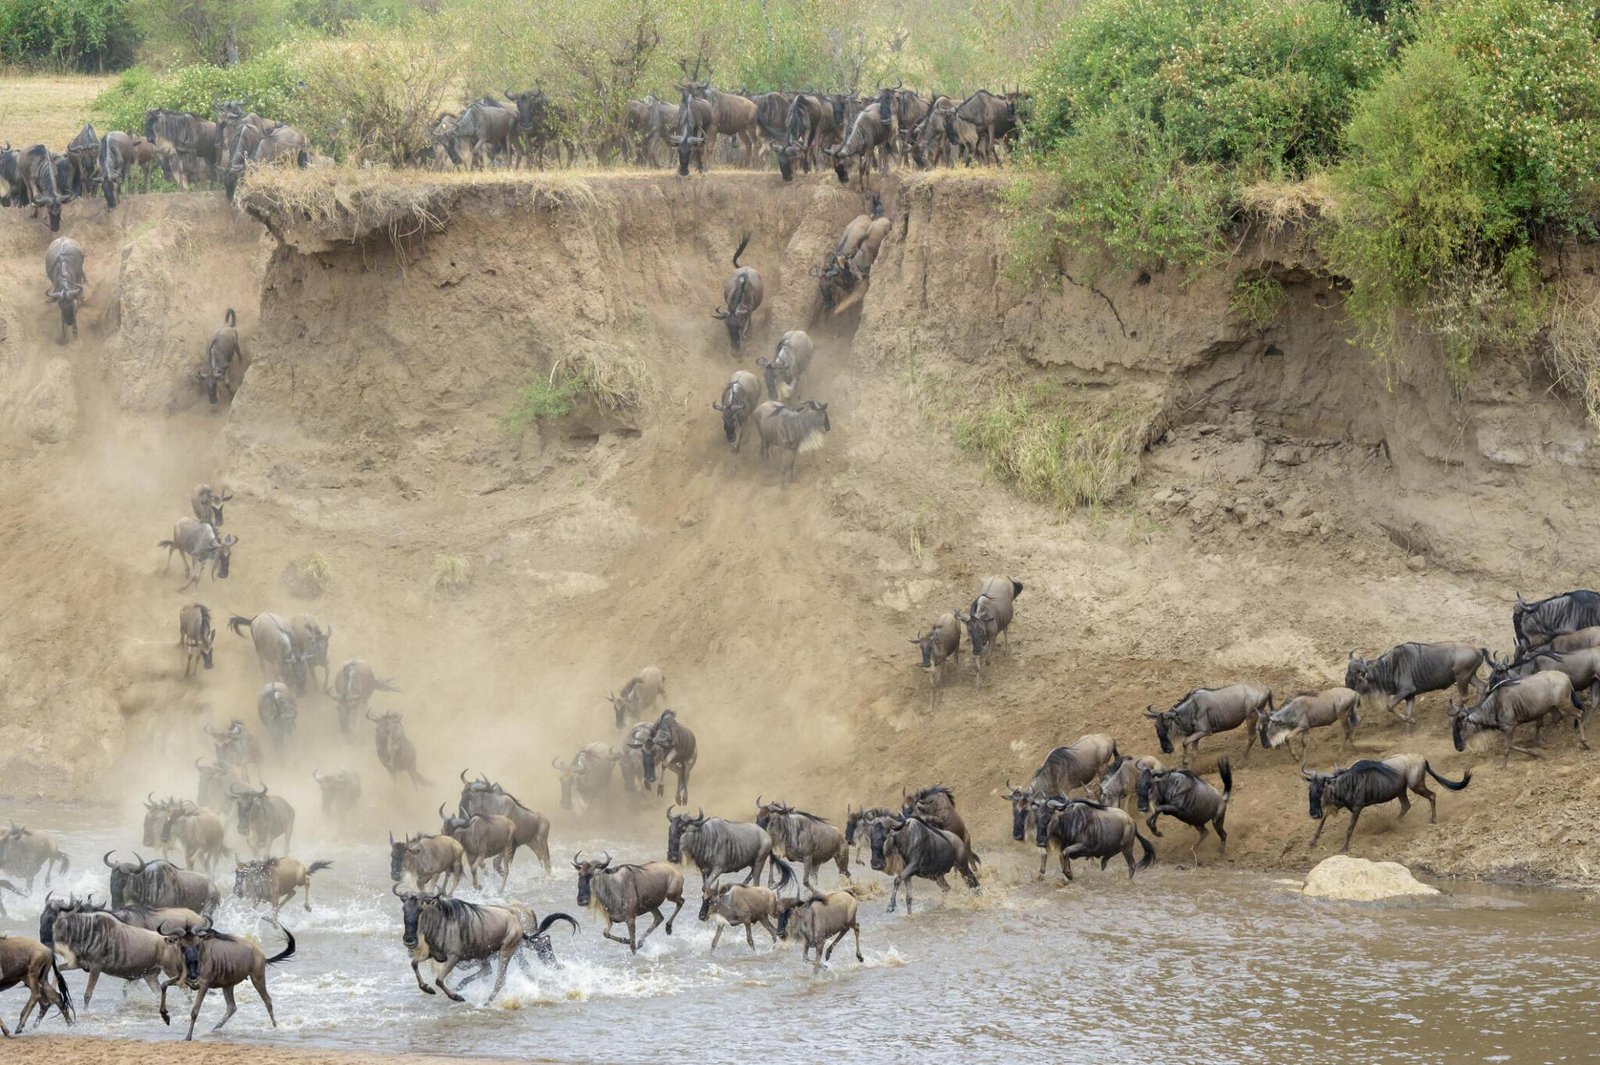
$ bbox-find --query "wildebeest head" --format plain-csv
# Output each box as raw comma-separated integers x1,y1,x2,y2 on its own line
142,794,172,847
551,756,577,810
1301,770,1333,819
230,783,268,832
866,814,902,872
697,883,731,922
1343,651,1371,693
211,533,237,578
103,850,146,908
664,805,706,864
1032,798,1069,848
711,380,746,446
1135,768,1163,812
37,893,76,945
572,851,612,907
396,888,438,950
773,140,802,182
1004,786,1032,841
44,279,82,332
956,603,992,659
159,800,197,845
1143,705,1175,755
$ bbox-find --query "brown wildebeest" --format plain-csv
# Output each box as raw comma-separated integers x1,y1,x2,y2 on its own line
1451,670,1587,765
227,613,301,692
1345,641,1486,723
159,517,236,590
44,235,84,343
900,784,971,847
438,806,517,891
0,824,69,892
456,771,554,874
757,330,813,402
38,898,184,1004
775,889,863,973
957,576,1023,689
1146,683,1273,767
1303,754,1470,852
1260,687,1362,765
255,125,309,168
288,614,332,692
313,769,361,818
699,858,794,953
573,852,685,954
178,603,215,677
1093,754,1164,812
370,710,428,788
691,80,759,165
161,802,228,872
229,783,294,856
713,233,763,351
754,400,830,484
0,933,73,1035
608,666,667,727
1005,733,1120,839
333,659,397,733
157,922,295,1041
634,709,696,804
826,90,897,187
129,135,161,190
756,802,847,891
389,832,465,895
713,370,763,452
97,130,133,208
952,89,1019,165
233,857,332,914
397,889,576,1001
911,612,961,708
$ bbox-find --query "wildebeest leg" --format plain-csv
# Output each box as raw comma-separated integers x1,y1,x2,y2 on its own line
251,968,276,1027
1038,846,1049,879
411,957,435,994
1182,735,1201,769
886,872,904,913
757,916,778,945
1213,813,1228,855
635,908,665,949
1382,694,1409,722
1395,788,1413,820
1145,811,1163,837
211,985,239,1031
489,949,515,999
823,927,851,963
1123,839,1138,879
454,960,492,991
708,923,725,954
1309,810,1331,846
185,983,211,1040
600,920,634,948
82,969,100,1006
1339,807,1365,853
433,957,467,1001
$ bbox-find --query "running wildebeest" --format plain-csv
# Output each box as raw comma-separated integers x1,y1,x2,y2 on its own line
1006,733,1120,839
955,576,1023,689
911,612,961,708
456,771,554,874
1032,797,1156,882
190,483,232,527
0,933,73,1035
901,784,971,847
699,858,795,954
843,804,896,865
228,613,302,692
1137,758,1233,865
1513,590,1600,651
229,785,295,857
0,825,69,892
573,852,686,954
1303,754,1471,852
370,710,428,788
666,807,772,893
775,888,864,973
713,370,763,453
178,603,215,677
1451,671,1588,765
157,921,295,1041
198,309,242,404
158,518,236,590
867,814,980,914
756,801,848,891
713,233,764,351
438,806,517,892
257,683,297,751
389,832,465,895
607,666,667,727
43,235,85,344
160,802,228,873
634,708,696,804
312,769,361,818
1259,687,1362,765
103,852,220,913
38,898,185,1005
1145,683,1273,767
195,759,238,816
1093,754,1165,813
206,719,262,780
397,888,576,1002
288,614,332,691
332,659,397,733
233,858,332,914
1345,642,1485,722
553,744,619,814
757,330,813,402
1488,647,1600,708
753,399,830,483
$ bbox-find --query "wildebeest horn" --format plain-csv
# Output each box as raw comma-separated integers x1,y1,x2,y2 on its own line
146,791,157,807
389,831,395,844
666,804,677,820
133,852,148,871
194,757,205,771
460,768,469,784
438,802,448,820
551,757,566,771
103,850,118,868
391,883,406,897
366,709,379,721
1143,704,1161,718
695,806,706,822
572,851,584,869
599,850,612,868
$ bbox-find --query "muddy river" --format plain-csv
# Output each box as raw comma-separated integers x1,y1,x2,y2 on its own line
3,802,1597,1063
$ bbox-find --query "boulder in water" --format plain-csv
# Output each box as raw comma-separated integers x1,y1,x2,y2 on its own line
1301,855,1439,901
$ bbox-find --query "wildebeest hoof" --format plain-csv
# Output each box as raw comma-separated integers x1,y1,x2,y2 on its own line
420,985,436,995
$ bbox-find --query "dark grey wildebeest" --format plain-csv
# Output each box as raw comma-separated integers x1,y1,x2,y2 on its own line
957,576,1023,689
867,814,980,913
775,888,863,974
844,805,897,865
1345,642,1485,723
1259,687,1362,766
713,234,763,352
312,769,361,818
1304,754,1470,852
157,922,295,1041
1032,797,1156,882
0,933,73,1035
178,603,215,678
1451,671,1587,766
554,744,620,813
699,858,795,954
158,518,236,590
756,801,847,891
953,89,1019,166
370,710,428,788
389,833,465,895
757,330,813,402
1513,590,1600,651
398,889,574,1002
289,614,332,692
257,683,296,752
1006,733,1119,839
190,483,232,527
1145,684,1273,767
228,613,303,693
98,130,134,208
39,899,184,1005
666,807,772,893
1137,758,1232,865
573,852,685,953
713,370,763,453
43,236,85,343
1488,647,1600,709
826,96,896,187
22,144,67,231
195,759,239,816
103,852,220,913
635,709,696,804
230,785,294,857
753,399,830,484
911,612,961,708
333,659,397,733
607,666,666,727
456,771,553,874
0,825,69,892
198,309,242,404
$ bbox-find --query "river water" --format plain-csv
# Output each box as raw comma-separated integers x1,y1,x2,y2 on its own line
3,801,1597,1063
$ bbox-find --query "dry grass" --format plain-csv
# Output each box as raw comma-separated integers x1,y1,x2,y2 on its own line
429,554,473,597
0,74,117,148
282,552,334,599
1239,174,1335,236
1546,283,1600,432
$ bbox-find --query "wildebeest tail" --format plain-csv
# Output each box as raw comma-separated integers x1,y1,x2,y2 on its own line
374,677,401,692
0,878,19,897
1345,703,1360,733
1134,831,1156,871
266,925,296,964
1423,762,1471,791
55,851,70,875
732,232,750,268
157,538,175,549
50,951,74,1023
224,307,236,327
1217,756,1233,801
228,614,256,637
307,860,334,875
769,857,796,893
532,911,579,937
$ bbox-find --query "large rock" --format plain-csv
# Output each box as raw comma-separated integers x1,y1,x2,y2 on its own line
1301,855,1439,901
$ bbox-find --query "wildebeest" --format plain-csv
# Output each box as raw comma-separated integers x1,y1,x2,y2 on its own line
219,119,263,200
1303,754,1471,852
177,604,215,679
456,771,553,874
398,889,575,1001
901,784,971,847
699,857,795,953
757,330,813,402
1345,642,1485,722
713,370,763,452
0,879,22,918
1513,590,1600,651
370,710,428,788
666,807,772,893
97,130,134,208
332,659,397,733
205,719,263,780
0,143,27,207
227,613,303,692
608,666,667,727
756,801,847,891
312,769,361,818
1259,687,1362,765
1093,754,1165,812
1451,671,1588,765
0,933,73,1034
1006,734,1119,839
43,235,85,344
953,89,1019,166
255,125,309,169
438,807,517,891
0,825,69,891
911,612,962,708
1145,684,1273,767
634,708,696,804
506,87,576,167
1032,797,1156,882
691,81,760,165
229,785,295,856
1136,758,1232,864
713,234,764,351
288,614,332,691
1525,625,1600,656
257,683,297,751
847,214,892,281
195,759,238,815
198,308,242,404
867,814,980,913
843,804,896,865
39,898,184,1005
64,123,97,199
753,400,831,483
142,796,181,856
553,743,619,814
573,852,685,953
957,576,1023,688
775,888,864,973
103,852,220,913
160,802,228,873
233,858,332,914
144,108,217,185
449,99,521,169
389,832,465,895
1488,646,1600,708
826,94,896,186
157,922,295,1041
21,144,67,231
191,483,232,527
671,81,712,176
158,518,236,590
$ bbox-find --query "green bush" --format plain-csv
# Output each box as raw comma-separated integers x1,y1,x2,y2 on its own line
1327,0,1600,377
0,0,135,71
505,370,588,430
92,47,309,136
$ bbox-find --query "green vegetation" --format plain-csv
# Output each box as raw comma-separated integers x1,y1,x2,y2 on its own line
1230,274,1289,326
506,369,589,430
0,0,133,71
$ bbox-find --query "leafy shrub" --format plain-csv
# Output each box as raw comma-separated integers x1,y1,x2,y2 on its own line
505,370,588,430
0,0,135,71
92,46,308,137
